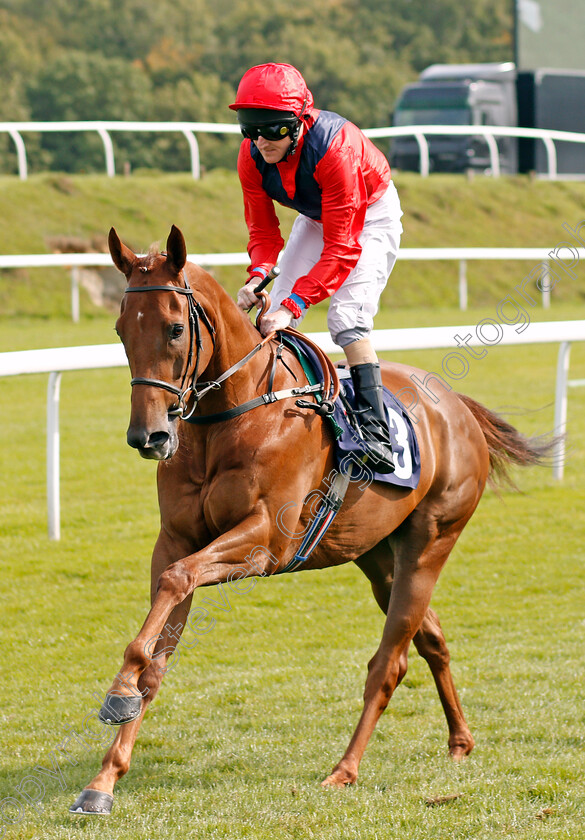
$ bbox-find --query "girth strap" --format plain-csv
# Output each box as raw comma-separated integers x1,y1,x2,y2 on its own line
278,462,355,573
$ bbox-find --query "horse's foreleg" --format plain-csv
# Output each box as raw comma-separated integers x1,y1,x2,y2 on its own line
322,526,461,788
98,517,275,724
69,594,193,814
413,608,474,760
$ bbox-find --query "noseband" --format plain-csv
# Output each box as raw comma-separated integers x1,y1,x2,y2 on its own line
124,272,216,419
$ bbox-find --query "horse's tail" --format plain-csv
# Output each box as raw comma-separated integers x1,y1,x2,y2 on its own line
456,392,557,488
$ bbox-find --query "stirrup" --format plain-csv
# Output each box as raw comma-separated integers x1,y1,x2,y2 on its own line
295,397,335,416
357,432,395,474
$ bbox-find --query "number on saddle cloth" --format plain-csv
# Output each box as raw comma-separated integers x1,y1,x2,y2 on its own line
336,374,420,488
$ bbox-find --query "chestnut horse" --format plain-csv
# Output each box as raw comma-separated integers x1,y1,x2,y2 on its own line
71,226,547,815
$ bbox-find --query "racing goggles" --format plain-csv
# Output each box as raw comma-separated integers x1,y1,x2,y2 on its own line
240,119,298,142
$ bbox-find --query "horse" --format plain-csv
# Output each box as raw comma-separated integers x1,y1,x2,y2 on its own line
70,225,548,815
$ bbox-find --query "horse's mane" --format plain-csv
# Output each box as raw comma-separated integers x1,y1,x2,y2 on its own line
142,242,163,268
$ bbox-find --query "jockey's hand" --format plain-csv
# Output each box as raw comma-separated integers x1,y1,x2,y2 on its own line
237,283,261,311
259,306,293,336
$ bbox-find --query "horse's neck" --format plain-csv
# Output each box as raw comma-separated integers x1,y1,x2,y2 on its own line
193,273,270,411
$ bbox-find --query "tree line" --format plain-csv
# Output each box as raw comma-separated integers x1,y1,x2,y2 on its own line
0,0,512,175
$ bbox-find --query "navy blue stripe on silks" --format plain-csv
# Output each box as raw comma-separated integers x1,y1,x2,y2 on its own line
251,110,347,220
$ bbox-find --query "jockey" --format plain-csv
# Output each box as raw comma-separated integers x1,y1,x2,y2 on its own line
231,63,403,473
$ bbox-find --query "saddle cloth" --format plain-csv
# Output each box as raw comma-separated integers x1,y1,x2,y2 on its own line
282,335,420,489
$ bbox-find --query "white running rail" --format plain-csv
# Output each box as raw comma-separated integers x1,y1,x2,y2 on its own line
1,121,584,179
2,246,581,319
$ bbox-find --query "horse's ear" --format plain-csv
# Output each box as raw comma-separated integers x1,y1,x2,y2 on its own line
108,228,136,276
165,225,187,274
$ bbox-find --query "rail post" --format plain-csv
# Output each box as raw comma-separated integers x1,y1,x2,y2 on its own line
47,372,62,540
541,261,551,308
8,129,28,180
484,133,500,177
553,341,571,480
458,259,468,310
181,129,200,179
541,136,558,180
71,267,80,323
96,127,115,177
414,133,429,177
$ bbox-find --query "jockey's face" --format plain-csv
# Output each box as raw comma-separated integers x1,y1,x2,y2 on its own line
253,134,293,163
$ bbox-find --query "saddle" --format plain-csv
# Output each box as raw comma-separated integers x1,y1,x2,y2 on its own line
281,333,420,490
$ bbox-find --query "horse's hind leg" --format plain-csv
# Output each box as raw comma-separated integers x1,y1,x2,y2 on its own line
323,519,468,788
413,608,474,760
355,547,474,763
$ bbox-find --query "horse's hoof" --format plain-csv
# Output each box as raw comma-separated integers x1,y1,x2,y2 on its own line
449,745,472,762
321,775,347,789
321,768,357,788
449,734,475,762
98,693,142,725
69,789,114,815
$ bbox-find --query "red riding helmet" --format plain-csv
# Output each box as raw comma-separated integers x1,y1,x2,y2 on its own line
229,63,314,117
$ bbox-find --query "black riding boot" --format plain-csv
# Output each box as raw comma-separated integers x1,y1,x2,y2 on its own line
350,362,395,474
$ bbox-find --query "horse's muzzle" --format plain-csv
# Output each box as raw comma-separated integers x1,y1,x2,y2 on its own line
127,425,178,460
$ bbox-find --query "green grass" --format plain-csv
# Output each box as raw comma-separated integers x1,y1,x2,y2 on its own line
1,301,585,839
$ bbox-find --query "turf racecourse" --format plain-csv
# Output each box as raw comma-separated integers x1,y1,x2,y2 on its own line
1,306,584,840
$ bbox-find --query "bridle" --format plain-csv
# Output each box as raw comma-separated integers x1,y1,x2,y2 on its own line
124,272,340,424
124,270,216,420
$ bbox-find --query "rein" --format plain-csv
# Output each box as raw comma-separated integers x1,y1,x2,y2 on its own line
185,315,341,424
185,330,336,425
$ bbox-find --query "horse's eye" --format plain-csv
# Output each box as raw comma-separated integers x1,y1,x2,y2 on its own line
169,324,184,340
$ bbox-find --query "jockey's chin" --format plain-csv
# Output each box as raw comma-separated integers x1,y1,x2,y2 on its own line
254,135,292,163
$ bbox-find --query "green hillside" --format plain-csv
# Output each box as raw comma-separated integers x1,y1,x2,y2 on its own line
1,170,585,320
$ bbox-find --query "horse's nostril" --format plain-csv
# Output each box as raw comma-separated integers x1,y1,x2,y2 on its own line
127,429,169,450
127,428,149,449
147,431,170,449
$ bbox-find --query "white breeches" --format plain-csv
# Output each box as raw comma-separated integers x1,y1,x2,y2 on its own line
268,181,403,347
